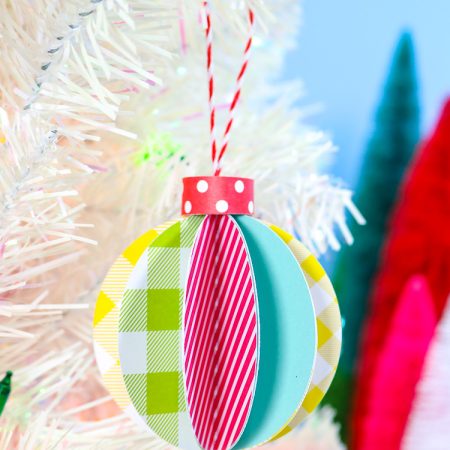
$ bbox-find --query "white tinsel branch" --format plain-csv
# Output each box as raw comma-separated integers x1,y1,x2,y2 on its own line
267,407,345,450
0,0,175,300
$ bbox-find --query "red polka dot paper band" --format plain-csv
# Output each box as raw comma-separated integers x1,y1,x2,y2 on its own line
182,176,254,216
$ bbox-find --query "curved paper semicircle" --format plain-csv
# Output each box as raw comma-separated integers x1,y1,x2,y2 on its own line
233,216,317,449
183,215,259,450
118,216,205,450
93,219,179,425
267,224,342,441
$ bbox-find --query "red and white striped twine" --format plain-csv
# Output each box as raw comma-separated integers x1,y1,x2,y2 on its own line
202,1,255,176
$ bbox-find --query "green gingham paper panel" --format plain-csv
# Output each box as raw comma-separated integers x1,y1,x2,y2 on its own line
119,216,204,448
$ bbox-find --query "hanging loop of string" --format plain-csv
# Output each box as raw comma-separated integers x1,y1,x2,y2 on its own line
202,1,255,176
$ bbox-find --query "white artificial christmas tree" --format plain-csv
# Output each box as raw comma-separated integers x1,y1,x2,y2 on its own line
0,1,358,447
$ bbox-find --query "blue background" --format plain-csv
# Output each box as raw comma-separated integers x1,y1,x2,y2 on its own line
284,0,450,187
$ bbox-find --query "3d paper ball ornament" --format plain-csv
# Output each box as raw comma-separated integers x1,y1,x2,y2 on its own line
94,176,342,450
93,3,341,448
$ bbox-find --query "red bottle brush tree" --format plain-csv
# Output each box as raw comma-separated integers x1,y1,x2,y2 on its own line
355,276,436,450
402,294,450,449
352,99,450,448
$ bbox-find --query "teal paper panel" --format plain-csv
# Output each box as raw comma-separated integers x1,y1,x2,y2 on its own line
233,216,317,448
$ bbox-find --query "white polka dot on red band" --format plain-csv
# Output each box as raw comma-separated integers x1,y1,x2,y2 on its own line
216,200,229,213
248,201,254,214
185,201,192,213
197,180,209,193
234,180,245,193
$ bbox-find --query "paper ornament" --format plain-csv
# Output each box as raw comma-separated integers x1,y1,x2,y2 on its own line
94,4,341,448
94,176,341,450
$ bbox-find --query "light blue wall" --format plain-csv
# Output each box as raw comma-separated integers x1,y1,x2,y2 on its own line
285,0,450,187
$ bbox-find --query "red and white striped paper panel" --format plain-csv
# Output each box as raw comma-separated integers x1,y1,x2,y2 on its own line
183,215,258,450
